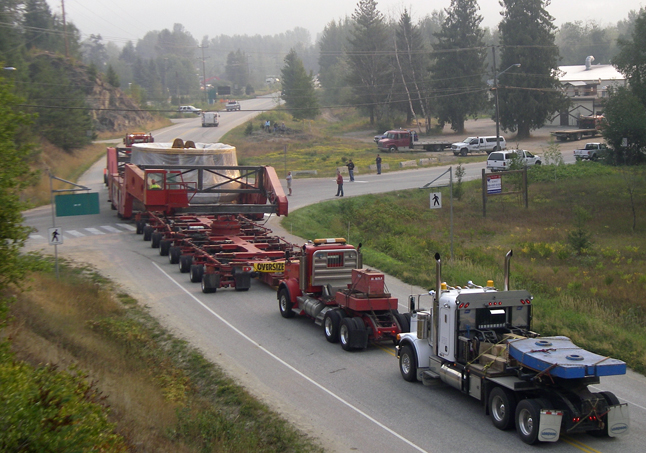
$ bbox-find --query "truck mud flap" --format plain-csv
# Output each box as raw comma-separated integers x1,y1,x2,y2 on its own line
608,404,630,437
538,410,562,442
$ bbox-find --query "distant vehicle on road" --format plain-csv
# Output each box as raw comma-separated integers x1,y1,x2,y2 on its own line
201,111,219,127
226,101,241,111
574,142,607,161
451,136,506,156
178,105,202,115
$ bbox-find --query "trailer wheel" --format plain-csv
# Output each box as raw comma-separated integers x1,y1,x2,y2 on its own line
399,345,417,382
190,264,204,283
339,317,355,351
169,247,181,264
201,273,218,293
143,226,154,241
151,232,163,248
489,387,517,430
278,288,295,318
588,392,620,437
179,255,192,273
323,310,342,343
516,399,541,444
159,240,171,256
460,148,468,157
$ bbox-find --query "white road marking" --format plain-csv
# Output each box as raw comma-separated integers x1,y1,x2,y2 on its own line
84,228,105,235
153,262,429,453
117,223,136,231
66,230,85,238
101,225,122,233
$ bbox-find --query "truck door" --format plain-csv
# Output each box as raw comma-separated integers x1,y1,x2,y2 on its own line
438,304,456,361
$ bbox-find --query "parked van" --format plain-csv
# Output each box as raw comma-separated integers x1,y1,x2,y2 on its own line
451,136,506,156
201,111,219,127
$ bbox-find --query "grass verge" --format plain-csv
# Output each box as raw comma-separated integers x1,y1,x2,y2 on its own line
4,258,323,452
281,162,646,374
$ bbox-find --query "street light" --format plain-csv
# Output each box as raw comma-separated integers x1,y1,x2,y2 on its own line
494,63,521,151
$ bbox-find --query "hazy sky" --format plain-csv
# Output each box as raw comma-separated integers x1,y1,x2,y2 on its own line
50,0,641,46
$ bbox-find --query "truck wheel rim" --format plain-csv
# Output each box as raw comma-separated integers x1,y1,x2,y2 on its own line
401,354,411,375
340,325,349,344
280,296,287,311
492,395,505,421
518,408,534,436
324,317,334,336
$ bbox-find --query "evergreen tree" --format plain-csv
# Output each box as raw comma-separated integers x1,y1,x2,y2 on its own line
23,0,53,50
613,9,646,106
225,49,249,92
318,18,353,105
106,64,120,87
81,34,108,68
346,0,391,124
25,56,94,152
281,49,319,120
430,0,487,133
497,0,567,139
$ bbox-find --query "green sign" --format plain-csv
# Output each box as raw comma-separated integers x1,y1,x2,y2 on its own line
55,192,100,216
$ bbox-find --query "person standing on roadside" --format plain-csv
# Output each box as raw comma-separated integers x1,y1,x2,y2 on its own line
376,154,382,174
335,170,344,197
286,171,293,196
346,159,355,182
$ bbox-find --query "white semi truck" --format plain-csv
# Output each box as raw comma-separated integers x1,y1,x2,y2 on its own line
397,251,629,445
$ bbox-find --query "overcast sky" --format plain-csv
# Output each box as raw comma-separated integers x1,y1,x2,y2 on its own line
51,0,642,46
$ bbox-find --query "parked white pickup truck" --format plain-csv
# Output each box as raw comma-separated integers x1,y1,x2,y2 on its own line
574,142,607,161
451,136,506,156
487,150,541,171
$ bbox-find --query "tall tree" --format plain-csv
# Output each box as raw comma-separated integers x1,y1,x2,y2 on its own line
281,49,319,120
318,18,353,105
23,0,53,50
394,10,429,127
81,34,108,69
497,0,567,139
225,49,249,92
613,9,646,106
346,0,391,124
430,0,487,133
0,74,37,297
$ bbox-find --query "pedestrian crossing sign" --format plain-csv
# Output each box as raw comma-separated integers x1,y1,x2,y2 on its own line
48,227,64,245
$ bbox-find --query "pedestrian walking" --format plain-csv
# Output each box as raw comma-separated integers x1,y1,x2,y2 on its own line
346,159,355,182
286,171,292,196
335,170,344,197
376,154,382,174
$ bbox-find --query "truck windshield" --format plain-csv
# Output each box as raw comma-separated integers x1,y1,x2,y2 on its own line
584,144,595,150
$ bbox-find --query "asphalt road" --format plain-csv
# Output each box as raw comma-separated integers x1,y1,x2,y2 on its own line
22,103,644,453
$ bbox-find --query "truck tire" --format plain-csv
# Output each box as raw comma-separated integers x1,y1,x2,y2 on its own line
588,392,620,437
489,387,517,430
389,146,397,153
516,399,541,444
179,255,192,273
190,264,204,283
143,226,154,241
278,288,295,318
169,246,181,264
460,148,468,157
201,272,219,293
324,310,342,343
151,232,162,248
339,317,355,351
159,240,172,256
392,309,410,334
399,344,418,382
